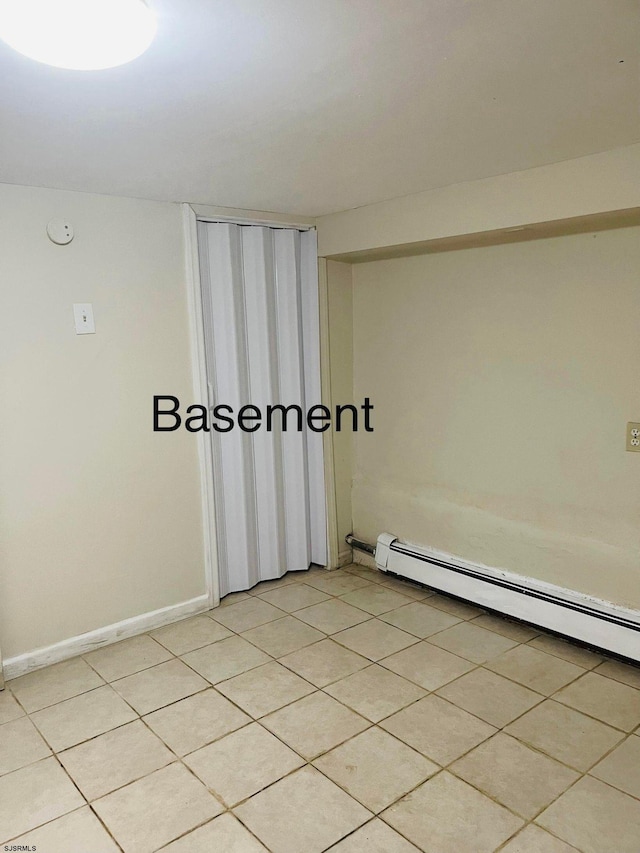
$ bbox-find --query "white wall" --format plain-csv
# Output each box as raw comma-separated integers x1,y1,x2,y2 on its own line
0,184,205,659
351,226,640,609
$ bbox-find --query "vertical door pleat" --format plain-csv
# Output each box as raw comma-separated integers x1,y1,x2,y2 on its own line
200,223,257,595
273,229,312,572
241,227,286,581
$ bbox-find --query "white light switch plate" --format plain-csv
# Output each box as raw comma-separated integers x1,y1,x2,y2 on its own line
73,303,95,334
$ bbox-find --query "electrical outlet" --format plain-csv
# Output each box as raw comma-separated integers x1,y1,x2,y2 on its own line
627,422,640,452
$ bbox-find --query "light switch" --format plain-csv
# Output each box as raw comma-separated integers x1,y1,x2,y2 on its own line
73,303,95,335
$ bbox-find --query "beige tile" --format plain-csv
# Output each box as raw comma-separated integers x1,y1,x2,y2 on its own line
0,716,50,776
248,573,302,595
324,664,425,723
6,807,120,853
150,615,231,655
381,641,475,691
262,691,370,759
381,694,496,765
181,635,271,684
241,615,324,657
345,565,385,584
379,602,461,638
280,639,369,687
499,824,579,853
93,763,222,853
143,688,250,756
596,658,640,689
235,765,371,853
505,699,624,771
340,586,415,616
258,583,330,612
0,758,84,843
314,727,437,813
537,775,640,853
382,771,523,852
305,572,373,596
528,634,604,669
185,722,304,806
112,659,208,715
210,597,285,633
306,565,337,580
58,720,173,800
486,645,585,695
0,690,24,724
30,685,137,751
590,734,640,798
219,590,252,606
451,733,579,819
8,657,104,712
428,594,484,619
427,621,519,663
437,667,542,727
471,613,539,642
333,620,417,661
379,576,432,600
161,813,268,852
327,818,421,852
216,661,314,717
295,599,371,633
84,635,173,682
554,672,640,731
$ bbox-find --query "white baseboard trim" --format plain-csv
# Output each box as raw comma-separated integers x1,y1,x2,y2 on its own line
4,594,211,681
376,533,640,662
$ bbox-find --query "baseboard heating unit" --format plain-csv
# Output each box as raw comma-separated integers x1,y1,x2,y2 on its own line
375,533,640,662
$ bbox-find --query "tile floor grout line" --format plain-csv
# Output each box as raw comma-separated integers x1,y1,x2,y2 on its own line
580,729,640,803
121,603,629,779
86,801,127,853
3,567,639,852
1,803,121,852
80,634,180,682
8,678,109,715
542,676,640,734
16,658,631,850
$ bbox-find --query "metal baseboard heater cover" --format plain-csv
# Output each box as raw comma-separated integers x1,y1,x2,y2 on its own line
375,533,640,662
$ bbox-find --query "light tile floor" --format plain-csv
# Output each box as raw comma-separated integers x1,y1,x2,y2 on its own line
2,564,640,852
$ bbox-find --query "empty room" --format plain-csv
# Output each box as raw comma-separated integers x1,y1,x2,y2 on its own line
1,1,639,851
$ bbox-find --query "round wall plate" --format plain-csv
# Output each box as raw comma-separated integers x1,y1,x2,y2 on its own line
47,219,74,245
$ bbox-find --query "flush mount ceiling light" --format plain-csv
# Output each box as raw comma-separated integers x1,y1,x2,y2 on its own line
0,0,156,70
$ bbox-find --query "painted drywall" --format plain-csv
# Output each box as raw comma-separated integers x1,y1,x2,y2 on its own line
317,143,640,258
0,184,205,659
326,260,354,563
352,226,640,608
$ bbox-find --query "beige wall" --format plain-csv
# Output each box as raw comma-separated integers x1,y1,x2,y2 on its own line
318,143,640,258
352,226,640,608
326,260,354,564
0,184,205,659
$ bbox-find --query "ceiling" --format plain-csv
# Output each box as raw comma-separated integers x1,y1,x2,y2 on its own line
0,0,638,217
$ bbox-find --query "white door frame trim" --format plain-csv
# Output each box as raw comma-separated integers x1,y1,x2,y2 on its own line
182,203,220,608
318,258,341,569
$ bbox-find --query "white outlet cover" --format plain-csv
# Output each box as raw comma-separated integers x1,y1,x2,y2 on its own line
47,219,74,245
